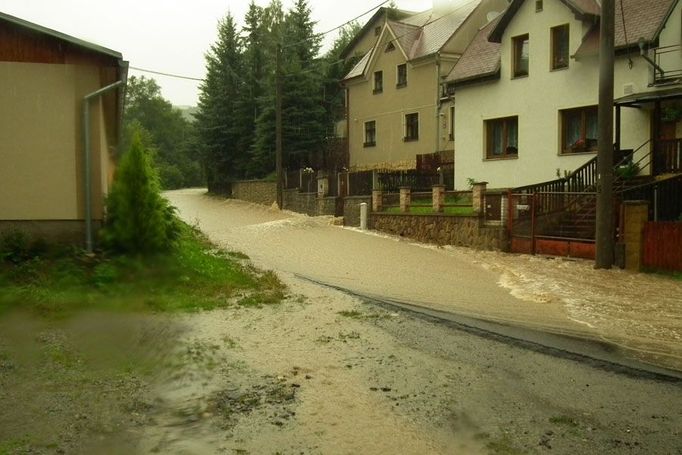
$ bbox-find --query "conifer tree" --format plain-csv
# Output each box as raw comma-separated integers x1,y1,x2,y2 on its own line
195,13,244,192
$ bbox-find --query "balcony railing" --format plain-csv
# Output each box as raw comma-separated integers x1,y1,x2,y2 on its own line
653,44,682,85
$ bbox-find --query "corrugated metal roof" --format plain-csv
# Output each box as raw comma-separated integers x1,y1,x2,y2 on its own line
0,11,122,59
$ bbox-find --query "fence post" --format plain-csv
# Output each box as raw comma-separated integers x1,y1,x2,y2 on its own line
372,189,383,212
531,193,537,255
432,184,445,213
400,186,411,213
472,181,488,215
360,202,368,230
622,200,649,271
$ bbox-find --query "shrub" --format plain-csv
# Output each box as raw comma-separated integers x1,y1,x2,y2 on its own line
101,131,180,254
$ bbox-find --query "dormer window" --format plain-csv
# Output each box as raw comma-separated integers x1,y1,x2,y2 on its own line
375,26,381,36
512,34,529,78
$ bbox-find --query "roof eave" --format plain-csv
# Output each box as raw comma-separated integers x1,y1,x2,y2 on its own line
449,68,501,87
0,11,122,59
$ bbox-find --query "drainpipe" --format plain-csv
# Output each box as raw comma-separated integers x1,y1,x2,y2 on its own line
82,80,125,253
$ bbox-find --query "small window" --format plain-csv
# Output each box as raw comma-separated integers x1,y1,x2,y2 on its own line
373,71,383,94
449,106,455,141
364,121,376,147
561,106,598,154
486,116,518,158
385,41,396,52
404,113,419,141
535,0,543,12
551,25,569,70
397,63,407,88
512,34,529,78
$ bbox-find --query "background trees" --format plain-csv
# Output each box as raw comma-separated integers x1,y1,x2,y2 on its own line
122,76,202,189
195,0,358,188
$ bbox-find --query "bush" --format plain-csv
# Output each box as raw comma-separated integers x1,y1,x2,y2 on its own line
0,231,49,264
101,131,180,254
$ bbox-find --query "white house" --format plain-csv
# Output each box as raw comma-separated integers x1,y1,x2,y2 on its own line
446,0,682,189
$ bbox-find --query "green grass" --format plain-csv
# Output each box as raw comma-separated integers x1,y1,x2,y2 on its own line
383,205,476,216
0,224,285,318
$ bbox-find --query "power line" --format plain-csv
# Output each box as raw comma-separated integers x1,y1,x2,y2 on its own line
283,0,390,50
129,66,204,82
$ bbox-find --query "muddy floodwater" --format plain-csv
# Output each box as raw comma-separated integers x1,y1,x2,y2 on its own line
168,189,682,372
1,189,681,454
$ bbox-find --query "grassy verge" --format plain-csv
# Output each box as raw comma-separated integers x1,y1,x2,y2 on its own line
0,223,285,318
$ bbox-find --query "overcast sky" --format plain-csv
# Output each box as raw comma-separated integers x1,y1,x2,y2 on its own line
0,0,432,106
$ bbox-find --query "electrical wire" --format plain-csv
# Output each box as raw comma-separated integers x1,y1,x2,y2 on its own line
619,0,633,69
129,66,204,82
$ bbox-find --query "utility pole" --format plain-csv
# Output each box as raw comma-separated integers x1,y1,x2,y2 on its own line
595,0,615,269
275,43,284,210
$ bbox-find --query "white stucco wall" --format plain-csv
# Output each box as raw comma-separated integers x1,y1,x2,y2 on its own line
453,0,681,189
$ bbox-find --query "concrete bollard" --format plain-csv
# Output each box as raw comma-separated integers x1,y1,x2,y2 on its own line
360,202,368,230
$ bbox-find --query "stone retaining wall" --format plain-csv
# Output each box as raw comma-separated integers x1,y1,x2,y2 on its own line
343,196,371,227
282,190,336,217
231,180,277,206
371,213,507,251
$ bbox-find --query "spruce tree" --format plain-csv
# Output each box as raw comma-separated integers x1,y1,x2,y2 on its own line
195,13,244,192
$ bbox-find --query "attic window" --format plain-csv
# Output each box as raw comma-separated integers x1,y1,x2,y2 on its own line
385,41,396,52
375,26,381,36
535,0,543,12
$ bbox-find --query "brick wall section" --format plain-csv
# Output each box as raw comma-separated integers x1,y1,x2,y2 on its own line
344,196,372,227
231,180,277,206
371,213,507,251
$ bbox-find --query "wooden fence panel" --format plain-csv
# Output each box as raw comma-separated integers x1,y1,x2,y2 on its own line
642,222,682,272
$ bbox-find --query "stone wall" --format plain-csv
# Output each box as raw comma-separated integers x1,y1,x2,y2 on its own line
371,213,507,251
231,180,277,206
343,196,372,227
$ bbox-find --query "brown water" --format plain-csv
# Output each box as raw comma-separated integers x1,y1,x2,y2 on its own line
167,189,682,371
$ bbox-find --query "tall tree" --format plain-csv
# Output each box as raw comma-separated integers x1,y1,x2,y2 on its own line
195,13,244,192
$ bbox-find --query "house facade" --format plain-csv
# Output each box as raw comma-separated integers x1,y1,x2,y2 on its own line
447,0,682,189
341,0,508,174
0,12,127,244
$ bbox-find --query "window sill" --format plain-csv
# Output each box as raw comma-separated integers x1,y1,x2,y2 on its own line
373,89,383,94
396,83,407,89
363,142,376,148
559,149,597,156
550,65,569,72
511,74,528,80
484,155,519,161
403,137,419,142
